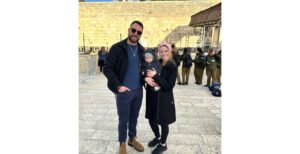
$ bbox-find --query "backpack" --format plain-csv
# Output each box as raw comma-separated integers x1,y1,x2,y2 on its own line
209,82,221,97
212,89,222,97
183,55,193,68
173,54,181,66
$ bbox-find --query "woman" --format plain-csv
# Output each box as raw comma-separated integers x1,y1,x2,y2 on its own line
144,41,177,154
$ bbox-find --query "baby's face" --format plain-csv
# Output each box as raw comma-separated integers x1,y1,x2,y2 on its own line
145,56,153,63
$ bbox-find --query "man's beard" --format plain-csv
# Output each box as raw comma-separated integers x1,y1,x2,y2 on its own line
128,35,139,43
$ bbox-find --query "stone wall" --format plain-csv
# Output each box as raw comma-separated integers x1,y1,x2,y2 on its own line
79,1,220,48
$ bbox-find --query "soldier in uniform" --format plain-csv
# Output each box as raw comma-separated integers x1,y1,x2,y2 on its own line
204,49,218,87
181,48,193,85
215,50,221,83
193,48,206,85
171,44,182,85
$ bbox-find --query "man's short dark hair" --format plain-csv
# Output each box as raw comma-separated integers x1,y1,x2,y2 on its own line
197,47,203,53
183,48,188,52
130,20,143,29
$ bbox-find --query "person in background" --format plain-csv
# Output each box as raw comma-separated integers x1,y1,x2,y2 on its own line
98,46,108,73
215,50,221,83
181,48,193,85
193,47,206,85
204,49,218,87
171,44,182,85
88,47,93,54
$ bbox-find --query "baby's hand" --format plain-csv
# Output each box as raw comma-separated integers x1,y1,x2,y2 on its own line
147,69,156,78
153,82,160,87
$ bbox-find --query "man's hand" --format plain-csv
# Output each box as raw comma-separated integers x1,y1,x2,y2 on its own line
118,86,131,93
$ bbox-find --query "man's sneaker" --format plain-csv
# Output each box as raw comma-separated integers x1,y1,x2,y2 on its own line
148,138,160,147
119,143,127,154
152,143,167,154
128,137,144,152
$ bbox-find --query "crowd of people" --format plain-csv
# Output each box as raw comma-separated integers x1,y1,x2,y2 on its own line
171,45,221,87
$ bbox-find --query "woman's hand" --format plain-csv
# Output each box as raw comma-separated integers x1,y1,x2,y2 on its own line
145,77,156,87
153,82,160,87
147,69,157,78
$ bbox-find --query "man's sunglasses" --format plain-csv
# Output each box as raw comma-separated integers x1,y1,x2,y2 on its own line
130,28,143,35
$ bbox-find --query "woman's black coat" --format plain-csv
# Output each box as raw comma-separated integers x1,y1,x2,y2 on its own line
145,60,177,125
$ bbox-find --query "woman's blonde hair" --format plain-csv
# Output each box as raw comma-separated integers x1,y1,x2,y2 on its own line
157,41,175,64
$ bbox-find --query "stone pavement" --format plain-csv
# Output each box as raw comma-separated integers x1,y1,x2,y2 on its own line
79,70,221,154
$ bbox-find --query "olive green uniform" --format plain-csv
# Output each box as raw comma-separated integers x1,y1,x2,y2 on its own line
193,53,206,84
205,55,218,86
215,53,221,83
173,52,182,83
181,53,192,84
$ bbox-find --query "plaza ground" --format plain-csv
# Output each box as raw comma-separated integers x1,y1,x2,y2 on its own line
79,66,221,154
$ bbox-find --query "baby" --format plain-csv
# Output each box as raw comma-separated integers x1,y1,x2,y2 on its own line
142,48,162,91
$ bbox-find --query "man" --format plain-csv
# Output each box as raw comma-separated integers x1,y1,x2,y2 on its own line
103,21,145,154
171,44,182,85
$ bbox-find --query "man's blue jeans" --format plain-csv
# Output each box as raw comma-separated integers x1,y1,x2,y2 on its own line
116,88,143,143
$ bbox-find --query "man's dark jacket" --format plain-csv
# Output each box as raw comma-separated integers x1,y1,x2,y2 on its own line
103,38,145,94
